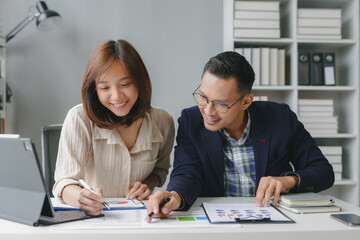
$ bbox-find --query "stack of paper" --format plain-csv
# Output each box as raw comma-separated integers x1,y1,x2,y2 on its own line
318,146,343,181
233,1,280,39
235,47,285,86
297,8,342,39
298,99,338,135
277,193,342,214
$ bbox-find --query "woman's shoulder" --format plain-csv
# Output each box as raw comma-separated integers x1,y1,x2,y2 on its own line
65,104,89,123
149,107,174,125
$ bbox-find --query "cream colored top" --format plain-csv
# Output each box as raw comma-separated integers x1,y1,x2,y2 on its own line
53,104,175,200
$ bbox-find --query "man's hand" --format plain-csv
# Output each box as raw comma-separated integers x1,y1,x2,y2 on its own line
146,190,182,223
126,181,151,201
253,176,298,207
78,188,105,216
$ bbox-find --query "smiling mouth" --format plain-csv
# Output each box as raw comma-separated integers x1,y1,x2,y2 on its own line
204,116,220,125
111,101,128,109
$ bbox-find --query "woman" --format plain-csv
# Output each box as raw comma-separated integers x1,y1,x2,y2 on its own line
53,40,174,215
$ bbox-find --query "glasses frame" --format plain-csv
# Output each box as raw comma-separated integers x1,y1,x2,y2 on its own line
192,85,245,114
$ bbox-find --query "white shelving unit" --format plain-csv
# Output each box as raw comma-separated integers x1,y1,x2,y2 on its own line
0,35,6,130
223,0,359,206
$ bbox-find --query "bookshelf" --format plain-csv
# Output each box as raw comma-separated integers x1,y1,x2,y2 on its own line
223,0,359,206
0,35,5,133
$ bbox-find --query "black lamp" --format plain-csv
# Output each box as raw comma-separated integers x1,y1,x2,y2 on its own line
6,1,62,43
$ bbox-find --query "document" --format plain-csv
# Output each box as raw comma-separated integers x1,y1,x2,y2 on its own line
49,209,242,230
51,198,145,210
202,203,293,223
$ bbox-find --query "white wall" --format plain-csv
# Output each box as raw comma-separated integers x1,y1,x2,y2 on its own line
0,0,222,158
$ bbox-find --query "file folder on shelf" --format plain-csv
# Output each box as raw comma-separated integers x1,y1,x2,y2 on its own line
310,52,324,85
323,52,336,86
298,52,310,85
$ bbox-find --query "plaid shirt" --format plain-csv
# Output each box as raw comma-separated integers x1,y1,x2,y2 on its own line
221,111,256,197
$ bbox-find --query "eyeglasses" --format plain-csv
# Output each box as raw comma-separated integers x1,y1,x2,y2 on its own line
192,85,245,114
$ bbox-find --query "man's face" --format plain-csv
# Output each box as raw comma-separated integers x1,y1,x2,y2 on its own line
197,71,251,133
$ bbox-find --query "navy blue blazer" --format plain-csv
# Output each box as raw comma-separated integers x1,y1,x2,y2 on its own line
166,101,334,208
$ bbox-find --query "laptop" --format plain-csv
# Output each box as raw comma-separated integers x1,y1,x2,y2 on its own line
0,136,104,226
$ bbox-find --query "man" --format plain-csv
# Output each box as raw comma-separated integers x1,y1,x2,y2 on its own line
146,51,334,221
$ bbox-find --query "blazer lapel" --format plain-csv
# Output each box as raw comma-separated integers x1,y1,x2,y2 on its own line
200,127,224,192
249,107,270,187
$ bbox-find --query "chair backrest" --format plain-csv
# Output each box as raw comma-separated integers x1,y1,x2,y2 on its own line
41,124,62,197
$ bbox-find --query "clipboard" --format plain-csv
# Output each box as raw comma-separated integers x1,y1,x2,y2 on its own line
202,203,294,224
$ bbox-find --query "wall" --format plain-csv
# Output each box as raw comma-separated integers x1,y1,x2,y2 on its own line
0,0,222,177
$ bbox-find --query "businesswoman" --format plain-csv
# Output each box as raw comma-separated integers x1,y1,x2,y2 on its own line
53,39,175,215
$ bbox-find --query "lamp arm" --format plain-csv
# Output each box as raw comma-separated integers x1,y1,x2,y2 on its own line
6,13,38,43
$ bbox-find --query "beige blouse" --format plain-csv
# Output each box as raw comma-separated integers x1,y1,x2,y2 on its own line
53,104,175,201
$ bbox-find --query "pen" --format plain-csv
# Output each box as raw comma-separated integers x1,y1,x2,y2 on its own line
145,197,171,221
79,179,111,210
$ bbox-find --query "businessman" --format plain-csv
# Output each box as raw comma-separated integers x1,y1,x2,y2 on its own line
146,51,334,221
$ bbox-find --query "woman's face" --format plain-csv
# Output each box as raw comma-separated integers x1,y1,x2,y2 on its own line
96,61,139,117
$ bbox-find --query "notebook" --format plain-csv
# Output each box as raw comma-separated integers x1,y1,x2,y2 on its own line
277,203,342,214
279,193,335,207
0,136,104,226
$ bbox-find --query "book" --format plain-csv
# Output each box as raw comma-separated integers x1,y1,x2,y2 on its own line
243,47,252,64
234,10,280,20
323,52,336,86
326,155,342,164
298,18,341,28
299,116,337,123
253,95,269,101
297,8,341,19
277,49,286,86
252,48,261,86
307,129,338,135
269,48,278,86
310,52,323,85
298,105,333,112
298,111,333,117
332,163,342,172
279,193,335,207
318,146,342,155
335,172,342,181
298,99,334,106
298,27,341,35
260,48,270,85
298,52,310,85
234,1,280,11
304,123,338,129
297,34,341,40
277,203,342,214
234,28,280,38
233,19,280,29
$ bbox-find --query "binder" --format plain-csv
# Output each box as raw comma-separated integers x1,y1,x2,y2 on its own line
323,52,336,85
310,52,324,85
298,52,310,85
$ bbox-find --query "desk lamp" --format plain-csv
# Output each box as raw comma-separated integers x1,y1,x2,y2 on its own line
3,1,62,103
6,1,62,43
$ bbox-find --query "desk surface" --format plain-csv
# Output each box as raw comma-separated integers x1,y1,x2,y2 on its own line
1,197,360,240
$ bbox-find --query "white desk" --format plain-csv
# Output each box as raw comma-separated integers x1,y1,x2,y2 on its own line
1,197,360,240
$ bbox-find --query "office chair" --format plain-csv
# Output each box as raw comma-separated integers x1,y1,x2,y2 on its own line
41,124,62,197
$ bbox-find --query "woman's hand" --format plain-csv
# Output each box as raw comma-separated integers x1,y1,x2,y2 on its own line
126,181,152,200
78,187,105,216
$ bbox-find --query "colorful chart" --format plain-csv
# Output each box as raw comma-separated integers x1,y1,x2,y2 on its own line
107,200,129,205
215,207,271,220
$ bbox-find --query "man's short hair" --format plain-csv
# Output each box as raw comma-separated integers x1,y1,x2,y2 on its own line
202,51,255,94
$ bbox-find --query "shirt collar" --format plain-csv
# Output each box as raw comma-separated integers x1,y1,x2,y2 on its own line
93,110,163,151
220,110,251,147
